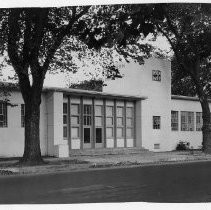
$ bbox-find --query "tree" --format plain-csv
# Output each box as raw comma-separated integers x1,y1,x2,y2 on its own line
171,56,197,97
121,3,211,152
154,4,211,152
0,5,157,164
172,58,211,100
70,79,104,92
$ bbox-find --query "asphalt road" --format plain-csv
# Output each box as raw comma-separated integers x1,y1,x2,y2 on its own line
1,161,211,204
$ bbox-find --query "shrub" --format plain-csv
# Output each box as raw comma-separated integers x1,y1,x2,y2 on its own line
176,141,190,151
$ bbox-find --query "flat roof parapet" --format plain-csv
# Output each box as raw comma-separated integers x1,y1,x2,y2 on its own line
44,86,147,101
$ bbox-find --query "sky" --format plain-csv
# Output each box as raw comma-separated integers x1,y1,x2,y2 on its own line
0,0,207,88
0,33,171,88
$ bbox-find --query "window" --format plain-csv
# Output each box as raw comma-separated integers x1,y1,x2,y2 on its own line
95,105,103,143
126,107,134,138
181,111,194,131
106,106,114,138
0,103,7,127
171,111,178,131
84,127,91,143
196,112,203,131
116,106,124,138
153,116,161,129
154,144,160,149
106,127,113,138
83,105,92,126
96,128,102,143
63,103,68,138
152,70,161,81
21,104,25,127
71,127,79,138
71,104,80,138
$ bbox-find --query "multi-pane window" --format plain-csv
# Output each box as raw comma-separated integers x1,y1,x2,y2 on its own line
83,105,92,126
71,104,80,138
153,116,161,129
63,103,68,139
171,111,178,131
0,103,7,127
116,106,124,138
95,105,103,143
196,112,203,131
126,106,134,138
21,104,25,127
152,70,161,81
106,106,114,138
181,111,194,131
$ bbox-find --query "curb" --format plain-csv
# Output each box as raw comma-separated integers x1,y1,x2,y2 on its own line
1,158,211,176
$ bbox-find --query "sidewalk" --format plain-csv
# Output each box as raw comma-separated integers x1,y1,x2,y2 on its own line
1,150,211,176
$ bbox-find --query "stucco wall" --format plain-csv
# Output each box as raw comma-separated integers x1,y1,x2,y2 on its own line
170,98,210,150
46,91,68,157
0,91,47,157
104,57,172,151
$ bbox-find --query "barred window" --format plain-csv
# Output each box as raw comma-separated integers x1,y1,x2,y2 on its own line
0,103,7,127
196,112,203,131
181,111,194,131
152,70,161,81
21,104,25,127
171,111,178,131
63,103,68,139
153,116,160,129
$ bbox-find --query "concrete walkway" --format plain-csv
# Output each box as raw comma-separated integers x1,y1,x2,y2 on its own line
1,151,211,176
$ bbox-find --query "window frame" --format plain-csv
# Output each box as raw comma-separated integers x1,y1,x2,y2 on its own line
0,102,7,128
95,105,103,143
70,103,80,139
181,111,194,131
83,104,92,126
126,106,134,138
196,112,203,131
153,116,161,129
152,70,161,82
116,106,124,138
63,103,68,139
171,110,178,131
21,104,25,128
106,105,114,138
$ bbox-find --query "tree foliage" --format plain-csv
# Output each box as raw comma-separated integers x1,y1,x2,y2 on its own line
70,79,104,92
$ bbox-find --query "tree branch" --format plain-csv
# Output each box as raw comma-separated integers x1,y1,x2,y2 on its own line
8,9,23,70
42,6,91,75
30,8,49,61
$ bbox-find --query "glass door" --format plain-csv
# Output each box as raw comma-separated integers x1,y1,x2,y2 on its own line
83,104,92,149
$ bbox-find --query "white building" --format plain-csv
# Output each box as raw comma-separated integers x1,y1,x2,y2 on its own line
0,57,206,157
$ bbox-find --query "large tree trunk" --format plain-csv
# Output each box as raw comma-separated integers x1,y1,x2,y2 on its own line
20,89,44,165
200,99,211,153
187,60,211,153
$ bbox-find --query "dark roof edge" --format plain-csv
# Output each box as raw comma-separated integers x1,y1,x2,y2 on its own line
171,95,211,102
43,86,147,101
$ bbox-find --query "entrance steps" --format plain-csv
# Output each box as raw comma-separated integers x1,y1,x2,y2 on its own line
69,147,151,156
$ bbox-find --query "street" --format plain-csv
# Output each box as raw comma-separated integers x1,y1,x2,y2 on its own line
1,161,211,203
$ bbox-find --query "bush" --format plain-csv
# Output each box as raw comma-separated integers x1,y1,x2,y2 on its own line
176,141,190,151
